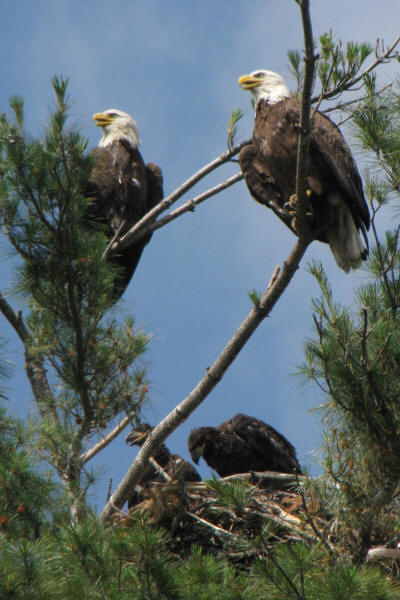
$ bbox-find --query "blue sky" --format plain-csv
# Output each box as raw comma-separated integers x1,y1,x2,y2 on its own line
1,1,399,509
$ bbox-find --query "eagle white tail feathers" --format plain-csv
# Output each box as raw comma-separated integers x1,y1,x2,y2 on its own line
326,194,365,273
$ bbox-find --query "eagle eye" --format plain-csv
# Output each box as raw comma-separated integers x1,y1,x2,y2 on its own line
254,72,265,78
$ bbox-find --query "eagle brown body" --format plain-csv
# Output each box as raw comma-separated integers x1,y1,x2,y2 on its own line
126,423,201,508
238,71,370,272
87,109,163,300
188,413,301,477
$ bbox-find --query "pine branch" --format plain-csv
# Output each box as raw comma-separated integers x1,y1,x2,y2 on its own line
0,292,59,425
100,237,309,522
311,35,400,104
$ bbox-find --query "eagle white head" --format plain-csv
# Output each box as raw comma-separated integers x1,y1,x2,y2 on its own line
238,70,290,105
93,108,140,149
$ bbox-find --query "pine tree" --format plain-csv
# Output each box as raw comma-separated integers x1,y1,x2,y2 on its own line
300,76,400,562
0,77,150,519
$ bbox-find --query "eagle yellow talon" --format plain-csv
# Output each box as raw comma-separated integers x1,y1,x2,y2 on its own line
289,190,312,207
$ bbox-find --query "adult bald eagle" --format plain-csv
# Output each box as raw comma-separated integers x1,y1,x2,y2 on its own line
126,423,201,507
188,413,301,477
238,70,369,272
87,109,163,300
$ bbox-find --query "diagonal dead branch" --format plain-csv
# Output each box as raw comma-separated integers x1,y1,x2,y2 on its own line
80,411,135,464
100,236,309,522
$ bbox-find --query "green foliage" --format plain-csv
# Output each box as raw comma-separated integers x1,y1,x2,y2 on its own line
0,513,256,600
353,75,400,190
227,108,244,151
0,403,59,542
317,32,372,93
206,476,254,515
287,49,304,93
301,259,400,556
252,542,399,599
299,83,400,554
287,32,373,98
248,289,261,306
178,546,252,600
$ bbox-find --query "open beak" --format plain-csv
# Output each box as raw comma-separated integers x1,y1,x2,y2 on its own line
238,74,262,90
93,112,113,127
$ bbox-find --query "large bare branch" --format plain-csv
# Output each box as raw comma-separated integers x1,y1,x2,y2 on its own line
293,0,316,240
100,236,310,522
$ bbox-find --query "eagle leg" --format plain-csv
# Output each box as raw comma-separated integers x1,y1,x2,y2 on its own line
285,191,314,233
286,189,313,209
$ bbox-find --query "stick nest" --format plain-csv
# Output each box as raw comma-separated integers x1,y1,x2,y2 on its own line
113,471,330,563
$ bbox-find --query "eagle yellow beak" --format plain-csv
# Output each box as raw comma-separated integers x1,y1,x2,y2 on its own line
238,74,262,90
93,112,113,127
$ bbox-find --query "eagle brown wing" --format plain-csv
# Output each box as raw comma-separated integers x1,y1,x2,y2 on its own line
86,143,163,300
239,144,297,233
219,413,301,475
285,102,369,232
145,162,163,212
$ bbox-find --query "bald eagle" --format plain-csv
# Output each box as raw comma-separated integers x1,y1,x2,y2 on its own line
188,413,301,477
238,70,369,272
87,109,163,300
126,423,201,507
